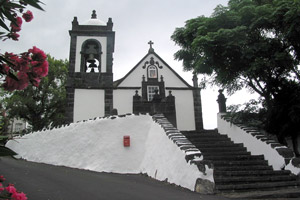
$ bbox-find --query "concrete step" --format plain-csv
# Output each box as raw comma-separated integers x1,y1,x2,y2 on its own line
201,151,250,156
213,160,269,166
204,154,265,161
221,188,300,199
193,141,244,147
182,130,218,135
215,175,298,184
216,180,300,192
215,165,272,171
199,146,248,153
214,170,291,177
188,137,230,142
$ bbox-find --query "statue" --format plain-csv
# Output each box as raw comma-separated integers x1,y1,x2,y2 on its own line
217,89,227,113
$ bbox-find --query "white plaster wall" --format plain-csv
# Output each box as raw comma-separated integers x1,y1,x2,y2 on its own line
75,36,107,73
172,90,195,131
74,89,105,122
217,113,285,170
119,54,189,88
113,89,140,115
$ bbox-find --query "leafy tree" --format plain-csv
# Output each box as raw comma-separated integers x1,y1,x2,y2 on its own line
171,0,299,110
3,55,68,132
171,0,300,156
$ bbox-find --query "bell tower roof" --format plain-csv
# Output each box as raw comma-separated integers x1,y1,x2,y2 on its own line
82,10,106,26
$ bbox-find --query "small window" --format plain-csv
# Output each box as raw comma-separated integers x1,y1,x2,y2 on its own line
147,86,159,101
148,65,157,78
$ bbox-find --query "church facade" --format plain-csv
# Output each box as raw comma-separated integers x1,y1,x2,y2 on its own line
66,11,203,131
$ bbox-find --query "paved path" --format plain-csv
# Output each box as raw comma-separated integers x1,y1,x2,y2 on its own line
0,157,231,200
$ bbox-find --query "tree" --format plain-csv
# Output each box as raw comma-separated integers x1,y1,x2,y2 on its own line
3,55,68,132
171,0,300,156
171,0,299,109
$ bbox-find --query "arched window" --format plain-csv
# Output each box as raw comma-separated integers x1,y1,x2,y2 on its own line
148,65,157,79
80,39,102,73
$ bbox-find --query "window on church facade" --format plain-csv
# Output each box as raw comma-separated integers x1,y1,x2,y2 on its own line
148,65,157,78
147,85,159,101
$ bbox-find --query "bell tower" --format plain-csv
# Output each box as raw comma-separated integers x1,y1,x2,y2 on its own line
66,10,115,123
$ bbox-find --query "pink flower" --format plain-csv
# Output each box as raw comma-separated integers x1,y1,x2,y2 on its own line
5,184,17,194
3,72,29,91
11,192,28,200
29,46,47,61
22,10,33,22
8,32,20,41
0,64,10,74
31,77,41,87
10,17,22,32
0,183,4,192
0,175,6,182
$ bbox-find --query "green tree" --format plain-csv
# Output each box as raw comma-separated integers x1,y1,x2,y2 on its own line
171,0,299,110
171,0,300,156
4,55,68,132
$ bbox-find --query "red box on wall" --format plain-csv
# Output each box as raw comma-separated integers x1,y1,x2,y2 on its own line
123,135,130,147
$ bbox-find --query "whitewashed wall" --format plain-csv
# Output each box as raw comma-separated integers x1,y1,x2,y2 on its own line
172,90,195,131
74,89,105,122
75,36,107,72
217,113,285,170
113,89,139,114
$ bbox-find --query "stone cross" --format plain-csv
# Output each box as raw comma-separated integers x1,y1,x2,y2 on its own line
148,40,154,49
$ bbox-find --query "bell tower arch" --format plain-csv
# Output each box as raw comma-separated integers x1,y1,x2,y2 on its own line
66,10,115,123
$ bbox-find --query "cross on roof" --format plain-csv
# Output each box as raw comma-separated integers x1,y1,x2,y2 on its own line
148,40,154,53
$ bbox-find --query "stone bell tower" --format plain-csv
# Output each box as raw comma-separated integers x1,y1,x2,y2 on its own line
66,10,115,123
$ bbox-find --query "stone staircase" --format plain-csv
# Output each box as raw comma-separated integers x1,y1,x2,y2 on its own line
181,130,300,199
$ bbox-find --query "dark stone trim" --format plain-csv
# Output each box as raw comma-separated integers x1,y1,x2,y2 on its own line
115,87,141,90
105,89,113,116
165,87,194,90
193,88,204,131
65,87,75,124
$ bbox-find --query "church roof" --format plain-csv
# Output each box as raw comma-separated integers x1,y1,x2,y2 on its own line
114,43,192,88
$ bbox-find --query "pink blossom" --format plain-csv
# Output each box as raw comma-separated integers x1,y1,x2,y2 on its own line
5,184,17,194
9,32,20,41
3,72,29,91
10,17,22,32
11,192,28,200
0,183,4,192
0,175,5,182
0,64,9,74
29,46,47,61
31,77,41,87
22,10,33,22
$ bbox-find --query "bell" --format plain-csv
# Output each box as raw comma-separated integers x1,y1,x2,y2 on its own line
86,53,95,64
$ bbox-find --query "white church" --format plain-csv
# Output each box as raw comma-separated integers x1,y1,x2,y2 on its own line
66,11,204,131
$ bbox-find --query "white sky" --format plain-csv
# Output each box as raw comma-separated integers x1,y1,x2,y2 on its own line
1,0,258,129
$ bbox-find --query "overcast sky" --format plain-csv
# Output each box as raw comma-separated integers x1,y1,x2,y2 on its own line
2,0,258,129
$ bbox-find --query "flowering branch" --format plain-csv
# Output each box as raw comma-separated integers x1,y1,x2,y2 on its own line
0,0,47,91
0,175,27,200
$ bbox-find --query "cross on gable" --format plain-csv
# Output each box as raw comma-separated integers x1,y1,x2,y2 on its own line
148,40,154,49
148,40,154,53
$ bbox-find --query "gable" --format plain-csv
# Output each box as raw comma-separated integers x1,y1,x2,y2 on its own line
115,52,192,88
